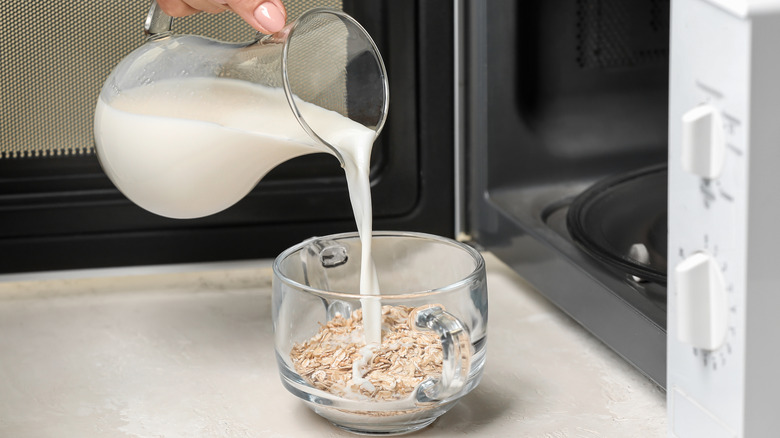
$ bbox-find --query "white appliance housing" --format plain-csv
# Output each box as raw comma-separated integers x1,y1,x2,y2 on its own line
668,0,780,436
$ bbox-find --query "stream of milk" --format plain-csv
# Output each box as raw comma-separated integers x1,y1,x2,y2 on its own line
94,77,383,345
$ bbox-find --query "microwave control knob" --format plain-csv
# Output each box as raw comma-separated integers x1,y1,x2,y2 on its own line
674,251,728,351
681,105,725,179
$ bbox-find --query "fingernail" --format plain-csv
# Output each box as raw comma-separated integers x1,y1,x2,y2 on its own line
254,2,285,33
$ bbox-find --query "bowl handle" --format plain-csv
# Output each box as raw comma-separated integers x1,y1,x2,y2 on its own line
411,305,472,403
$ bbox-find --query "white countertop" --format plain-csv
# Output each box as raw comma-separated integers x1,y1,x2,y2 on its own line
0,253,666,437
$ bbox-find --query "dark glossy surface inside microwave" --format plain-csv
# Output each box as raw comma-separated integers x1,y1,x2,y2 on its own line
462,0,669,387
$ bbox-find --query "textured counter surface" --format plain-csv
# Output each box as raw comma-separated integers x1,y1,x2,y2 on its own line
0,253,666,437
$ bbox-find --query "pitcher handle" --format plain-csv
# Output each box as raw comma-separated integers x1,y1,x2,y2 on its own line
411,305,472,403
145,0,173,37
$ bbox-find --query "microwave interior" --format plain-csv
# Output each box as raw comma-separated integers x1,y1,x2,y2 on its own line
461,0,670,387
0,0,454,273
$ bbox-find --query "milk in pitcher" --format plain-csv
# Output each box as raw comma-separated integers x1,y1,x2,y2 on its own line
95,77,383,344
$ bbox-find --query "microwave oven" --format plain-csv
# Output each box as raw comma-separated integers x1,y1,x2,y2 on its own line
459,0,780,436
3,0,780,435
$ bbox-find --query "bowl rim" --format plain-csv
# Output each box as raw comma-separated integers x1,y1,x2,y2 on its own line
272,230,486,300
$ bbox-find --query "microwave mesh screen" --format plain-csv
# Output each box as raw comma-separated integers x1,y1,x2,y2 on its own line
0,0,342,160
576,0,669,69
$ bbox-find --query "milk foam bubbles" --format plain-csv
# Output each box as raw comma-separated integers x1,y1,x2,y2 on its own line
95,77,383,344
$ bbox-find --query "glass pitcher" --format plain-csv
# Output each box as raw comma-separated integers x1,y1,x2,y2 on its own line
94,1,388,219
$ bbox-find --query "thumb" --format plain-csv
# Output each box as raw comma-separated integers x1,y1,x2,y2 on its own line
225,0,287,34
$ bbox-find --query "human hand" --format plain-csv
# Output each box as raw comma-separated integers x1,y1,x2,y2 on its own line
157,0,287,34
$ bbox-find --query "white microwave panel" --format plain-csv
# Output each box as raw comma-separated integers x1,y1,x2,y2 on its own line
668,0,780,436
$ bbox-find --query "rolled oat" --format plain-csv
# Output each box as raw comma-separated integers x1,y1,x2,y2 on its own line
290,304,444,401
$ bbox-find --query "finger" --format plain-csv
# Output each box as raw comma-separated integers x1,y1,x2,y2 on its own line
226,0,287,34
157,0,199,17
182,0,229,15
158,0,229,16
